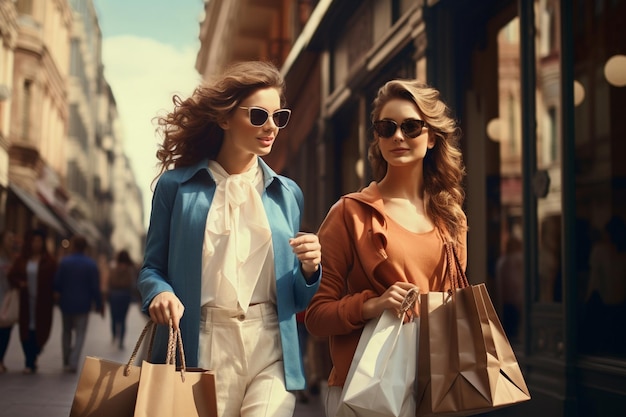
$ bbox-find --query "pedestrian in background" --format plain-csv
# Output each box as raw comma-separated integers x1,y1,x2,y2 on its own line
108,249,136,350
305,79,467,417
8,229,58,374
54,235,103,373
0,230,18,373
97,253,110,309
495,235,524,342
137,60,321,417
585,215,626,354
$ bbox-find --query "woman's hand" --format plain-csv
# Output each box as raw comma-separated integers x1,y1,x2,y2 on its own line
289,232,321,280
148,291,185,329
362,281,418,320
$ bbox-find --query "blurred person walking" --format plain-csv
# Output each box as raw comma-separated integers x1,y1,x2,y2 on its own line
0,230,18,373
53,235,103,373
108,249,137,350
585,215,626,354
495,235,524,342
8,229,57,374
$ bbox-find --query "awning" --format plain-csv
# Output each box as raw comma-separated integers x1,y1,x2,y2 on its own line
42,203,101,247
77,219,104,245
37,191,104,247
9,184,67,234
47,204,84,236
281,0,333,77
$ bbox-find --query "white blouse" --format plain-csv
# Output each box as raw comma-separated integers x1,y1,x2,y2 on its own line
201,159,276,312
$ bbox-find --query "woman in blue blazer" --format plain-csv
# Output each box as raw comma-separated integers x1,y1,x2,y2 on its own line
137,61,321,417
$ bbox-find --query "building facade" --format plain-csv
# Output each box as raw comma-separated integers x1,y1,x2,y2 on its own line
1,0,145,264
61,0,103,249
5,0,73,250
0,0,18,224
198,0,626,415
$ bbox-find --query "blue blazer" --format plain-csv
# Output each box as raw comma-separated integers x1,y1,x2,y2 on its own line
137,157,321,390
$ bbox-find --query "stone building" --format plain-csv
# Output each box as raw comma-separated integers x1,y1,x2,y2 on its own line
0,0,18,223
4,0,73,249
1,0,145,264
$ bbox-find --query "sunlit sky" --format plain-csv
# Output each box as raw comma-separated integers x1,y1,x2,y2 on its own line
92,0,204,228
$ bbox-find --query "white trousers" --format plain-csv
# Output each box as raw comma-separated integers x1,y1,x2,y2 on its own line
199,303,296,417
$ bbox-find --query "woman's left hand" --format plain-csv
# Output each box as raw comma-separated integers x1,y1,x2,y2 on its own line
289,232,321,279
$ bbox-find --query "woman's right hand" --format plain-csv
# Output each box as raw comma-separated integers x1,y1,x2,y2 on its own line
148,291,185,329
362,281,418,320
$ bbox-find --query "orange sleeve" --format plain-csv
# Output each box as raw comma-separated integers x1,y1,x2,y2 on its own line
305,199,376,338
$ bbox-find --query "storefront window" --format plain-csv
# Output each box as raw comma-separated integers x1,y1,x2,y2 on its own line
481,0,593,355
535,0,563,304
492,17,524,343
573,0,626,358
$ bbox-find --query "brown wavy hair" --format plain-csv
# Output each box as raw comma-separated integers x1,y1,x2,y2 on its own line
153,61,287,181
368,79,467,240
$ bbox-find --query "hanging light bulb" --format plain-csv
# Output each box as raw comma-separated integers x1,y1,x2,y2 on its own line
604,55,626,87
486,118,502,141
574,80,585,106
355,158,364,179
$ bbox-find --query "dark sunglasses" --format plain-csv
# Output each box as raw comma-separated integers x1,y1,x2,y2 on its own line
373,119,428,138
239,106,292,128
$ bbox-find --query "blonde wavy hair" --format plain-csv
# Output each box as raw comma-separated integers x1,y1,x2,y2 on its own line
153,61,286,181
368,79,467,240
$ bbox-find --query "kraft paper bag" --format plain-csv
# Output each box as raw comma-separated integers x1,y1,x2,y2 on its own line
133,326,218,417
337,288,419,417
416,243,530,416
0,288,19,327
69,320,155,417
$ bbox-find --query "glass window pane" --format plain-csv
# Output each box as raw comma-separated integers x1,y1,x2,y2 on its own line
574,0,626,358
492,17,525,343
535,0,563,304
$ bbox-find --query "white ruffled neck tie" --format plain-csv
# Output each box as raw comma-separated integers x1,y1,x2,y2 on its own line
203,159,272,312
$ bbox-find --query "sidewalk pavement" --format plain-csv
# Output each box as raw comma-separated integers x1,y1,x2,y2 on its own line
0,305,325,416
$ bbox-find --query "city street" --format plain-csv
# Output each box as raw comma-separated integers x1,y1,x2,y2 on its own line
0,305,325,416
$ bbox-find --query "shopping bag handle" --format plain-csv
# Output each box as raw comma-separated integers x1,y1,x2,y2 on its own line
165,319,189,382
124,320,157,376
444,241,470,291
399,287,419,319
124,320,190,382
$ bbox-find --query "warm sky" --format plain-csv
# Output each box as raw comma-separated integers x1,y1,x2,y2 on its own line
92,0,204,228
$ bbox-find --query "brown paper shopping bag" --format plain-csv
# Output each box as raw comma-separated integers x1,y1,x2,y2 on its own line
69,320,156,417
133,324,218,417
416,242,530,416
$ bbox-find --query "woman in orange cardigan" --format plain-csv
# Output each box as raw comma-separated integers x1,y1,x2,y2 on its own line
305,80,467,416
8,229,57,374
